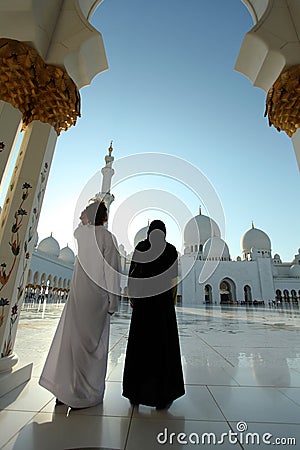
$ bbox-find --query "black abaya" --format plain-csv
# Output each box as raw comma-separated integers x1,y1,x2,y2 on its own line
122,236,185,407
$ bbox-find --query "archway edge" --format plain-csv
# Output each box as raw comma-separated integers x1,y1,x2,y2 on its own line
0,0,108,88
241,0,270,24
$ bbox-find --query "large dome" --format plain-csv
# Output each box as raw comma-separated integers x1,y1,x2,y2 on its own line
184,212,221,248
134,225,148,247
37,234,60,257
203,237,230,260
59,245,75,264
241,225,271,253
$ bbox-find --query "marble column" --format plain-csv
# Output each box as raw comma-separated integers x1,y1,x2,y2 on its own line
0,101,22,188
0,120,57,372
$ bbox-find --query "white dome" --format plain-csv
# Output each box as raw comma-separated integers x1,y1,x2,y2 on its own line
59,245,75,264
134,226,148,247
241,226,271,252
184,212,221,248
37,234,60,257
203,237,230,260
290,264,300,277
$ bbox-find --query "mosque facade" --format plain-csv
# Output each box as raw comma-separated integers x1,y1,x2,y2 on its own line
26,147,300,308
24,234,75,306
179,211,300,306
120,215,300,306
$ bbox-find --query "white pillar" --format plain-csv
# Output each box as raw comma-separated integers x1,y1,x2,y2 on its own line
0,121,57,372
0,101,22,189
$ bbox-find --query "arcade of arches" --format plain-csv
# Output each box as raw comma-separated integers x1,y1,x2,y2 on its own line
204,282,300,305
24,269,71,307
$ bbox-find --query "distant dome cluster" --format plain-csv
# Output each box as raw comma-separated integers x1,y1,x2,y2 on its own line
133,210,276,264
37,234,75,264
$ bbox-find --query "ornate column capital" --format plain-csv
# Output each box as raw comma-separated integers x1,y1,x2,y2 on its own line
0,0,107,88
235,0,300,91
0,39,80,135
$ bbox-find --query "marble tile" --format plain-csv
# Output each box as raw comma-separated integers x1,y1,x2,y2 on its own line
0,410,37,448
209,386,300,423
106,362,125,382
229,421,300,449
182,365,239,385
2,412,130,450
224,366,300,387
0,378,54,412
6,303,300,449
42,381,133,418
278,387,300,406
126,418,243,449
132,385,224,421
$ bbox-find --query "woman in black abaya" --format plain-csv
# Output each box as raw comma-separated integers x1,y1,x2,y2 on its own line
122,220,185,409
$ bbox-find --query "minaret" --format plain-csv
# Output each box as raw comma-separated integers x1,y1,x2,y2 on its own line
93,141,115,219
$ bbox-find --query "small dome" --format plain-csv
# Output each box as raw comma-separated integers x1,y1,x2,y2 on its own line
241,225,271,253
37,234,60,257
134,225,148,247
273,253,282,264
184,211,221,248
290,264,300,277
59,245,75,264
203,237,230,260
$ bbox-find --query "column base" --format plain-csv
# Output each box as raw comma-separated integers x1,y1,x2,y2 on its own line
0,359,32,398
0,353,19,373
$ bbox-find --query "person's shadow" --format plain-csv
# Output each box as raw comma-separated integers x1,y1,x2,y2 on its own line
7,402,131,450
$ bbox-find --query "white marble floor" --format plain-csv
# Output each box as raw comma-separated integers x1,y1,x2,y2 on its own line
1,301,300,449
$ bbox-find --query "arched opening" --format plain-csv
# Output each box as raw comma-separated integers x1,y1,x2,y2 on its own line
291,289,297,303
27,269,32,284
204,284,212,304
219,278,236,304
33,271,39,284
244,285,252,303
283,289,290,303
276,289,282,301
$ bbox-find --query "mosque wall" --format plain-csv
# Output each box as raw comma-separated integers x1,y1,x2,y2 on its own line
181,257,278,305
274,278,300,295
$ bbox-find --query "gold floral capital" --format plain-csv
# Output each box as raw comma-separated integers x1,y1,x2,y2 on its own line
0,38,80,135
265,65,300,138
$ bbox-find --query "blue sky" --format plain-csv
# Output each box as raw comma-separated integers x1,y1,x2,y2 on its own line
27,0,299,260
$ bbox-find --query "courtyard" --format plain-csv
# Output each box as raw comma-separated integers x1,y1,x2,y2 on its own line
0,301,299,449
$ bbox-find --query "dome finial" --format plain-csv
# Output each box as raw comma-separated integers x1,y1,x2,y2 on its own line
199,206,202,215
108,140,113,155
252,221,255,229
50,231,53,237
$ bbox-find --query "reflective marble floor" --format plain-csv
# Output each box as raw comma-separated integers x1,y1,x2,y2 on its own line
1,302,300,449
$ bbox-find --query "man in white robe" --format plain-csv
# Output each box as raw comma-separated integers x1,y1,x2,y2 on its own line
39,202,121,408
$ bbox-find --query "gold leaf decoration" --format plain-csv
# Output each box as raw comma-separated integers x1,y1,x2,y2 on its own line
0,38,80,135
265,65,300,137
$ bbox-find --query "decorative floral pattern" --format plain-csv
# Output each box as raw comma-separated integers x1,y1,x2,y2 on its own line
1,161,49,357
0,297,9,327
0,183,32,294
